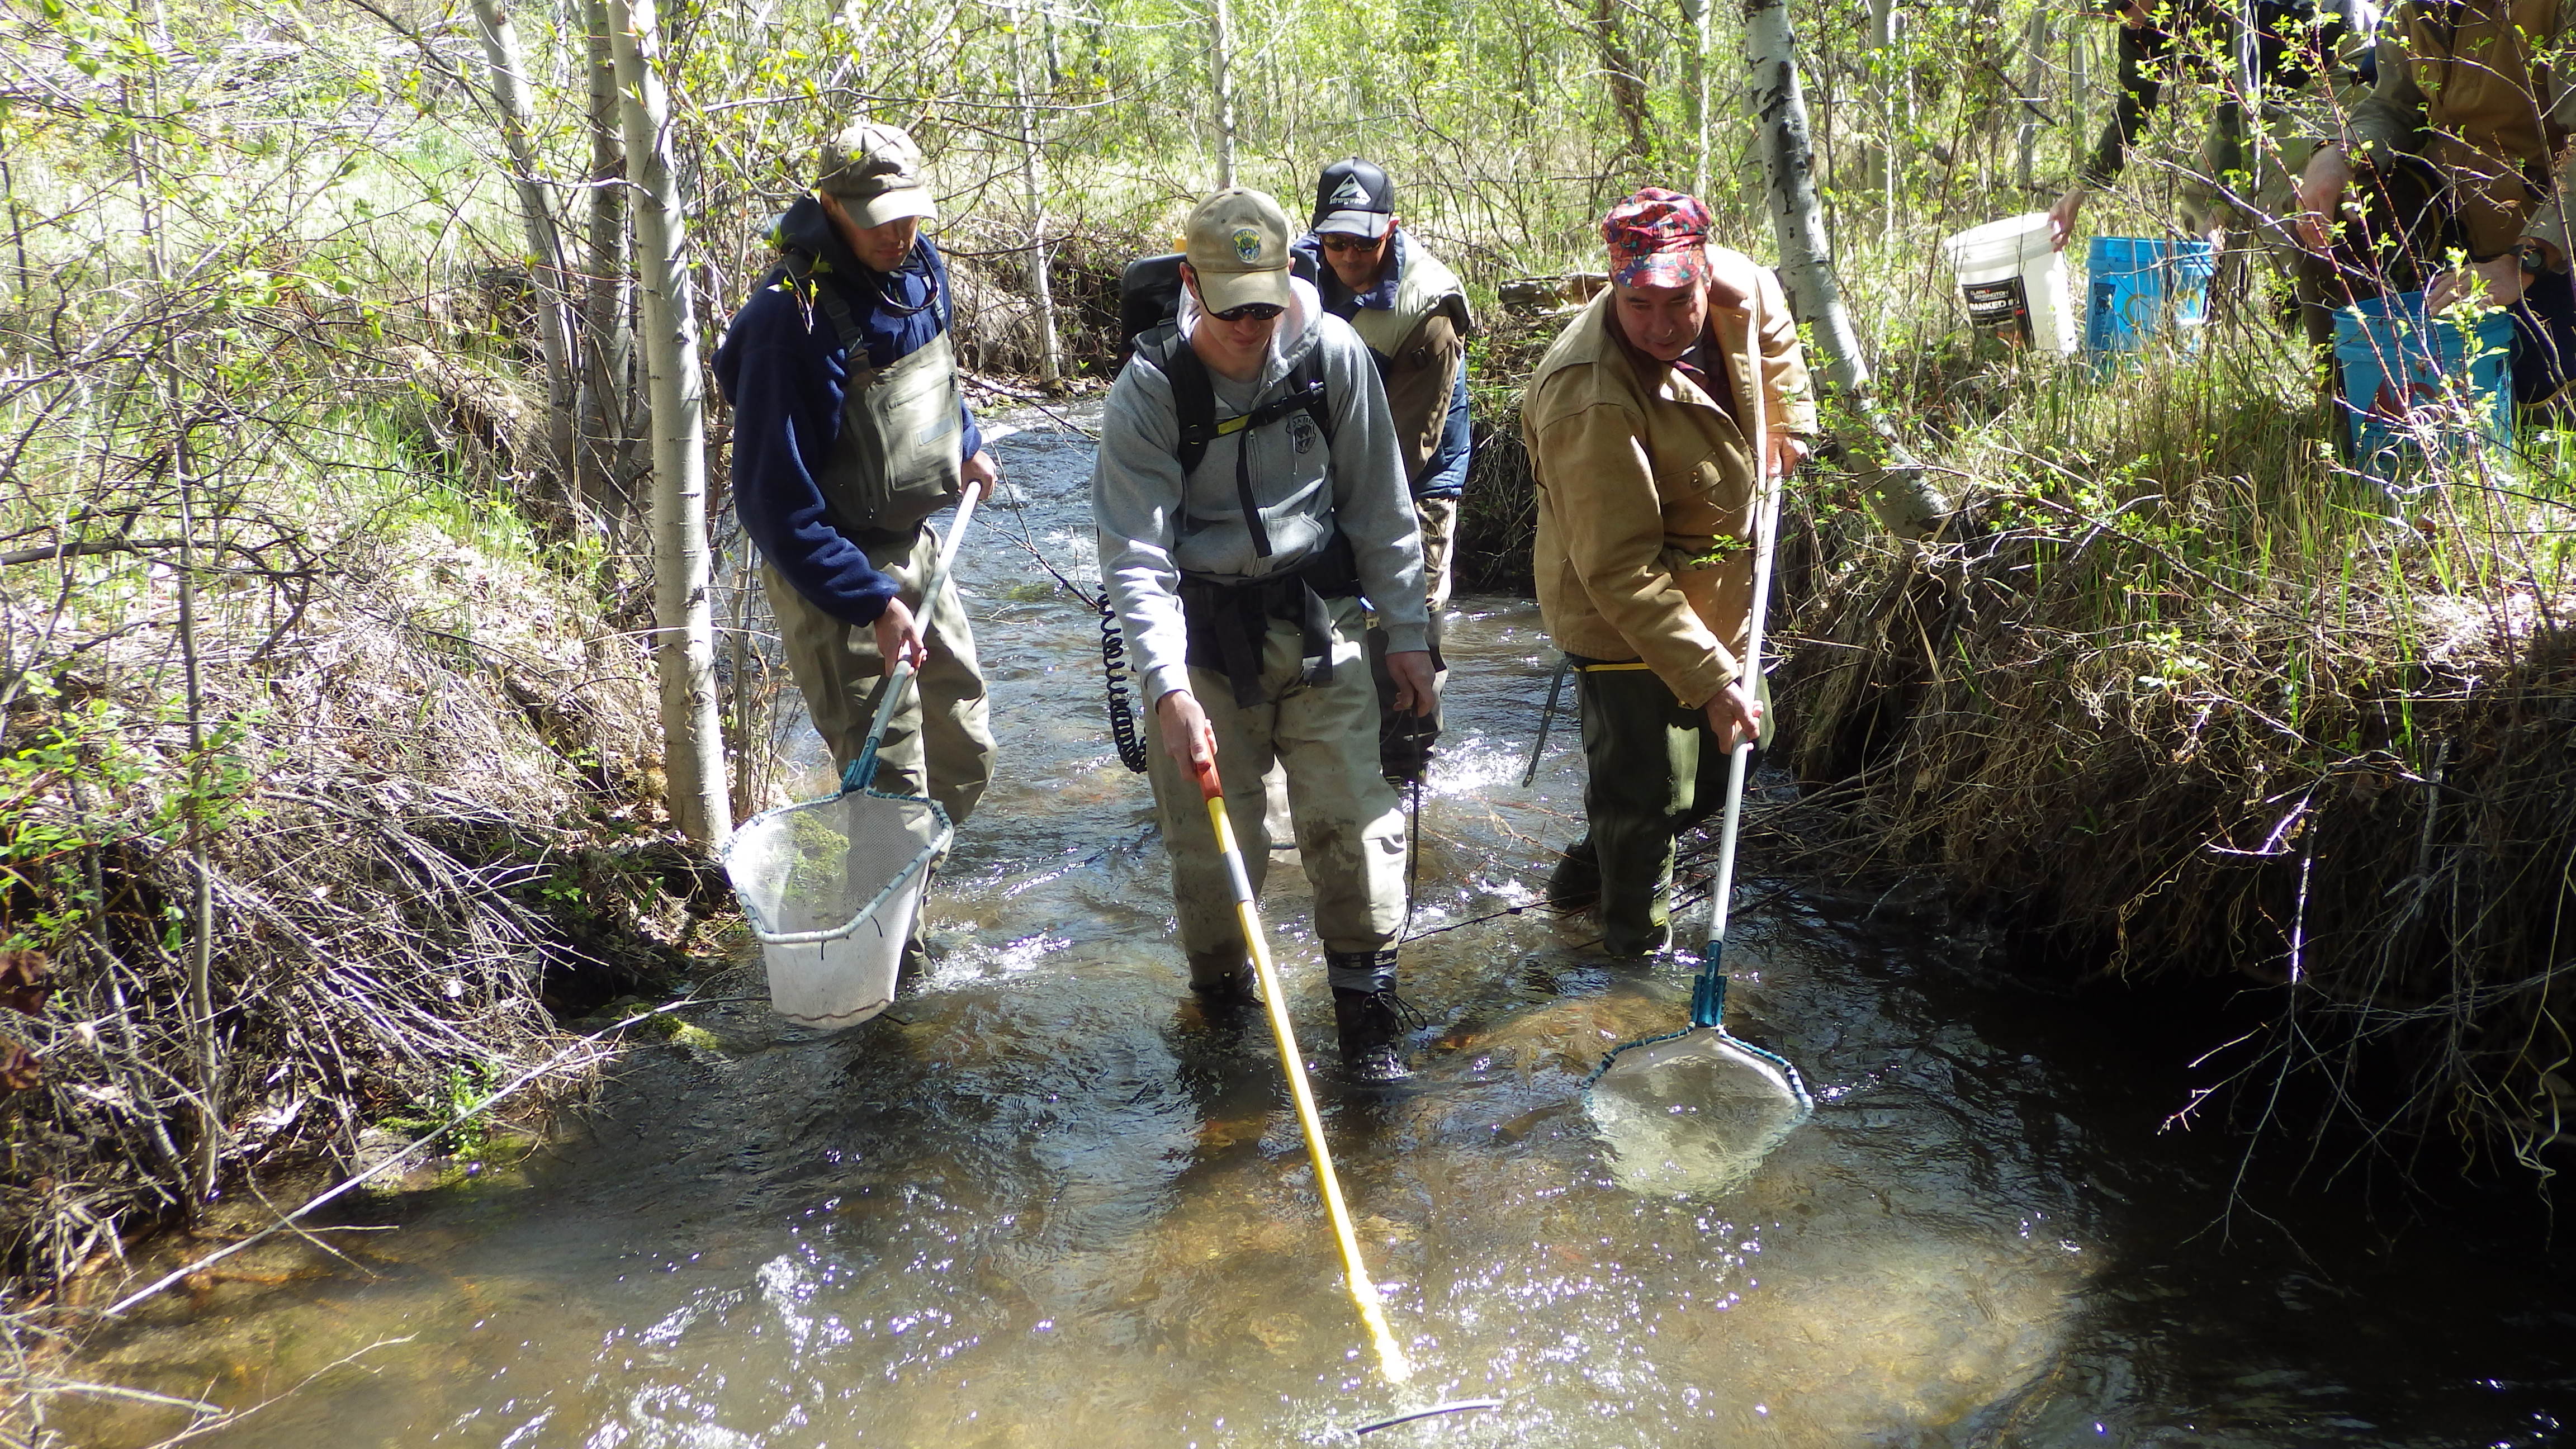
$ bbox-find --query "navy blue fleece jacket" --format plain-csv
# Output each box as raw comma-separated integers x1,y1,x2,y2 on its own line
713,196,983,627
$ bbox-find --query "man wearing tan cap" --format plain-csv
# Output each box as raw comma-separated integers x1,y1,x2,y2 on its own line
1091,186,1435,1082
716,120,998,837
1525,188,1816,957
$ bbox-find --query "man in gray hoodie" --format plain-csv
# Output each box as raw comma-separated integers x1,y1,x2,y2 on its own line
1092,186,1435,1082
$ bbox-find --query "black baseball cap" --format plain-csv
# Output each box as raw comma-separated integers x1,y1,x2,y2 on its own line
1312,158,1395,240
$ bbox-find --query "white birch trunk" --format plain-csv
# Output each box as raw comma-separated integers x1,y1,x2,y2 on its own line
1680,0,1711,198
2069,15,2088,162
579,0,634,531
2016,9,2047,193
1010,10,1062,383
1744,0,1949,539
609,0,731,846
470,0,579,497
1207,0,1237,186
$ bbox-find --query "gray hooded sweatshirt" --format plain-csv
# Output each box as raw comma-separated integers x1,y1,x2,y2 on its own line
1092,278,1429,704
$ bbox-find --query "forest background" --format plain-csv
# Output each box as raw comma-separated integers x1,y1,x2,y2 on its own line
4,0,2574,1367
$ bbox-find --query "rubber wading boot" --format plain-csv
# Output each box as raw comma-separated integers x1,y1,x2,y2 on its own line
1187,950,1261,1014
1325,947,1417,1082
1331,989,1416,1082
1599,916,1671,960
897,931,943,989
1544,836,1601,911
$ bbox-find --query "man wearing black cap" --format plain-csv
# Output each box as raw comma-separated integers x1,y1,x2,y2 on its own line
1291,160,1475,661
714,120,998,830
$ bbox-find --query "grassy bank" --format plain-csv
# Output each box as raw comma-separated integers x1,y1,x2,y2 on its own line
1771,295,2576,1180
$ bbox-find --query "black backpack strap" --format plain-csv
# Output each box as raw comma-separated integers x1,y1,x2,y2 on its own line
1140,326,1347,562
1138,324,1219,476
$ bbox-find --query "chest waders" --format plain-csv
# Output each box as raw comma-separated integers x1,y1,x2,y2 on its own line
778,251,965,538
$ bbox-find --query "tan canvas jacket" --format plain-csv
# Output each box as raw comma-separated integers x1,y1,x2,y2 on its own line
2349,0,2576,262
1522,250,1816,711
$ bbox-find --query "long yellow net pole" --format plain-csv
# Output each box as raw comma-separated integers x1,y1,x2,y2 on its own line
1195,759,1413,1385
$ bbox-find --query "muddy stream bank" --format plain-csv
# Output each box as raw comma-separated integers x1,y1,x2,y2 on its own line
56,408,2576,1448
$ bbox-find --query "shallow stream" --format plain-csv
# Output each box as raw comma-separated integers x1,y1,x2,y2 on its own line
61,408,2576,1447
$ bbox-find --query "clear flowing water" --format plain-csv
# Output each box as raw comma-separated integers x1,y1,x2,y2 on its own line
58,408,2576,1447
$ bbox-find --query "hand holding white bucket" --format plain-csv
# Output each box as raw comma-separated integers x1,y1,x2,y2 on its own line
1943,213,2077,354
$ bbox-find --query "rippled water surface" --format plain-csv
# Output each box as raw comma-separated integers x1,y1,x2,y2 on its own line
61,409,2576,1447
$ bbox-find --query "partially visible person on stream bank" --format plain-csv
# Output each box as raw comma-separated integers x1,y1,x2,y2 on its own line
1091,186,1437,1082
1288,158,1474,784
2045,0,2369,338
713,120,998,829
2295,0,2576,409
1526,188,1815,958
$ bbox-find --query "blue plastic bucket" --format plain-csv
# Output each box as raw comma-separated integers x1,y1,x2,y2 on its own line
2332,292,2514,481
2083,236,2215,354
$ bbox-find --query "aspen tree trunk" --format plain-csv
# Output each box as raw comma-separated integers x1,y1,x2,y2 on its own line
1680,0,1711,197
2068,15,2088,161
1743,0,1949,539
609,0,732,846
2016,9,2048,192
1010,8,1062,383
470,0,579,498
168,385,221,1204
1207,0,1238,186
1870,0,1898,234
579,0,634,531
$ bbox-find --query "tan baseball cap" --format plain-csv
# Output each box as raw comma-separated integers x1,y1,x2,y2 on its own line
817,121,936,228
1183,187,1294,314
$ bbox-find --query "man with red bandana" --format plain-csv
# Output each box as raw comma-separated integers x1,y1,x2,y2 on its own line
1523,189,1816,956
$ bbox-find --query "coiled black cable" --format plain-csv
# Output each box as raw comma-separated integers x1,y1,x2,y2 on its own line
1100,595,1150,773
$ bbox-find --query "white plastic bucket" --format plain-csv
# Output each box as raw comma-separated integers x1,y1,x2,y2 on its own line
721,788,951,1029
1942,214,2076,353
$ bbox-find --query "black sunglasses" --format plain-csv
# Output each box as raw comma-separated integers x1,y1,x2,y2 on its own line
1319,233,1382,253
1211,302,1285,322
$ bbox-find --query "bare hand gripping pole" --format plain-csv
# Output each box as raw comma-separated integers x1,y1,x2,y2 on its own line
844,481,985,796
1191,754,1413,1386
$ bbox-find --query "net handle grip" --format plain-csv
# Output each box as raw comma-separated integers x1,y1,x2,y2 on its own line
1697,278,1781,1024
844,480,986,795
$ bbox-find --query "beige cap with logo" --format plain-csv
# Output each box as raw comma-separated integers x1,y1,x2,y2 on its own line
817,121,937,228
1183,187,1294,314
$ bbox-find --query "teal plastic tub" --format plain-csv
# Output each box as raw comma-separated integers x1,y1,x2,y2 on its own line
2083,236,2214,356
2333,291,2514,482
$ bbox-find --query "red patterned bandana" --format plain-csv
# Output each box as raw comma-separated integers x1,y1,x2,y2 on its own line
1602,188,1712,289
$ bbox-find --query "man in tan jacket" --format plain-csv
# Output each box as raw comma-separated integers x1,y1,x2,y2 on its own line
1524,188,1816,956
